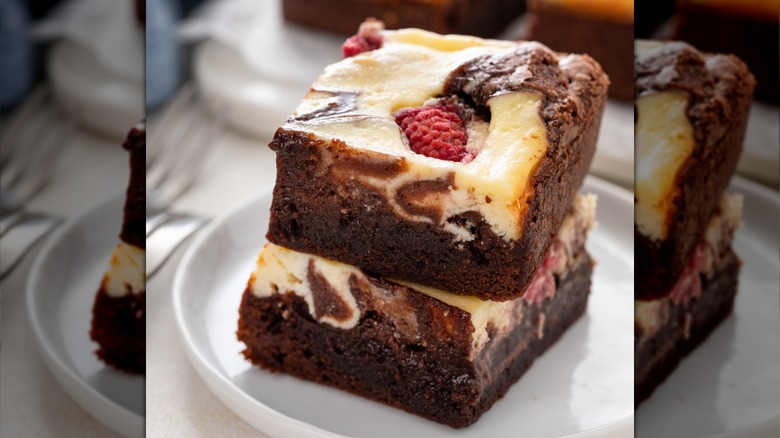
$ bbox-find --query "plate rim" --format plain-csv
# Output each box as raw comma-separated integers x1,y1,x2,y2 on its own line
635,174,780,436
25,190,144,438
172,175,635,438
730,174,779,206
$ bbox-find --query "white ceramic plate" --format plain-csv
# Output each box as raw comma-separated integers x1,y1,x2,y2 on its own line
173,176,634,438
738,102,780,186
590,101,634,188
26,193,144,438
636,177,780,438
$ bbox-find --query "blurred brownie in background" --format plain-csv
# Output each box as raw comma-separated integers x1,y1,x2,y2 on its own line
634,0,675,37
676,0,779,103
282,0,526,38
527,0,633,100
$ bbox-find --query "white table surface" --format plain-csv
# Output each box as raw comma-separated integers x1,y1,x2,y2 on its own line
144,126,276,438
0,127,128,438
0,117,276,436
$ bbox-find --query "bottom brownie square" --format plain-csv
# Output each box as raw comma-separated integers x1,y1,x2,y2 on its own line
237,196,596,428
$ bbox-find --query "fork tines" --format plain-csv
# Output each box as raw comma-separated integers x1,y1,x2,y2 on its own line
146,84,226,208
0,85,79,212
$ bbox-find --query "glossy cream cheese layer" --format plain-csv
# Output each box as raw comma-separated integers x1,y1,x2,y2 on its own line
251,243,513,333
251,244,361,329
635,91,695,241
286,29,549,242
251,243,518,353
103,242,145,297
536,0,634,21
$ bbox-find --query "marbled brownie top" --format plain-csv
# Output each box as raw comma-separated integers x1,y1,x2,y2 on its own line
279,21,607,242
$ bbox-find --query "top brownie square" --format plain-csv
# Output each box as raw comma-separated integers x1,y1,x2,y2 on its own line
267,21,608,300
634,40,754,300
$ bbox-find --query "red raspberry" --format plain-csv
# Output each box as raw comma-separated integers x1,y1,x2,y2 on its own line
342,34,383,58
395,104,473,163
342,20,385,58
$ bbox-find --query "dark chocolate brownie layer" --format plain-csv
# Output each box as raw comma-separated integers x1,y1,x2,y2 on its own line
635,43,753,300
268,45,607,300
238,251,593,428
90,287,146,374
676,5,779,103
527,6,633,100
120,121,145,249
282,0,526,38
634,249,739,406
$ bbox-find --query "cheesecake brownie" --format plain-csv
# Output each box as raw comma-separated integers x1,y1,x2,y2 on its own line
635,195,741,405
281,0,526,38
240,195,596,428
90,122,146,374
267,21,608,300
676,0,779,102
634,40,754,301
527,0,633,100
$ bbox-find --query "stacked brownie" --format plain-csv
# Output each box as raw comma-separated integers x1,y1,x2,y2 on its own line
90,121,146,374
634,40,755,405
237,20,609,427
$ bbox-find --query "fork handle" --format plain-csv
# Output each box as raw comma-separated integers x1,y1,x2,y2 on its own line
0,214,61,281
146,212,207,280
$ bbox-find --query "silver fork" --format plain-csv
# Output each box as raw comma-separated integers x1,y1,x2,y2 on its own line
145,84,226,280
0,86,78,280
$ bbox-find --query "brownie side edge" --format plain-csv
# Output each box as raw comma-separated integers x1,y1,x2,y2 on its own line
90,286,146,375
120,123,146,249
